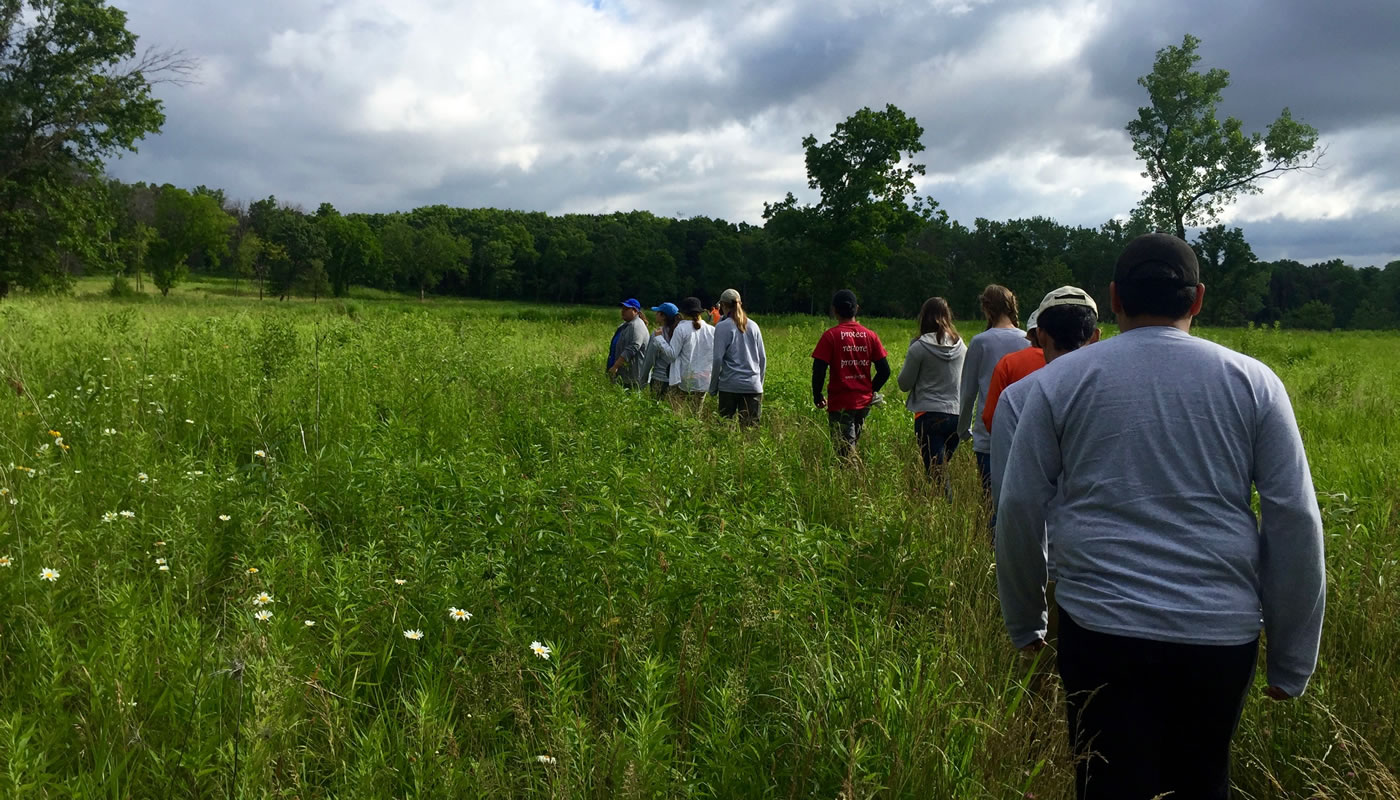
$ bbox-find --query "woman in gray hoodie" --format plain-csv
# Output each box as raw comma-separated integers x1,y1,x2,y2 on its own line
898,297,967,473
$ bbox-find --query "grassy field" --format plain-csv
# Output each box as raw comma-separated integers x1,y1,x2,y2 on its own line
0,280,1397,798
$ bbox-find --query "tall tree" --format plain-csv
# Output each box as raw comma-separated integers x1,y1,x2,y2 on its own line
0,0,192,296
763,104,928,307
1127,34,1321,239
1192,225,1265,325
148,186,234,296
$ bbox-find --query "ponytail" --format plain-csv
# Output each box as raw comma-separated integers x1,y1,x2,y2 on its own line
727,299,749,333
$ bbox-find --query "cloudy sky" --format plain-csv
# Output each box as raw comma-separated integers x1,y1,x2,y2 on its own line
108,0,1399,267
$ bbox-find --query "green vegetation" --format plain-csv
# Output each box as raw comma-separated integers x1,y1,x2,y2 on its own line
0,286,1396,797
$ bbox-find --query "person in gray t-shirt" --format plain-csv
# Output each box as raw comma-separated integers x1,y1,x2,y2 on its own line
997,234,1325,800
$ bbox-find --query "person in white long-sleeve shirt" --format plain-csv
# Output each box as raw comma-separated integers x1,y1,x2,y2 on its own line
655,296,714,410
996,234,1326,800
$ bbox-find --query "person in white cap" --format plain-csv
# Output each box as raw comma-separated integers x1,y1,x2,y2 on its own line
997,235,1325,800
708,288,767,426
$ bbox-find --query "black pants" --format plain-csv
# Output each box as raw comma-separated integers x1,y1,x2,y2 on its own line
649,379,671,398
975,450,993,492
827,408,870,457
718,391,762,426
914,412,960,472
1057,610,1258,800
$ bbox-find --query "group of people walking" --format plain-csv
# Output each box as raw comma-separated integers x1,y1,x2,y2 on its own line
601,233,1327,800
606,289,768,425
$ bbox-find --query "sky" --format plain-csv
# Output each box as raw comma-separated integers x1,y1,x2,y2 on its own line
107,0,1400,267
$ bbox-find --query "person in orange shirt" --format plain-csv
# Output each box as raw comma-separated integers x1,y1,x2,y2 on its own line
981,310,1043,434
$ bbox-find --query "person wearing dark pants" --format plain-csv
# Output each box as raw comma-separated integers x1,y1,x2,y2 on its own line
708,289,766,427
897,297,966,476
957,285,1030,489
1058,610,1258,799
997,236,1326,800
812,289,889,458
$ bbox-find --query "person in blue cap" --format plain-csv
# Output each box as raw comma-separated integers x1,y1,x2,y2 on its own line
607,298,649,389
641,302,680,397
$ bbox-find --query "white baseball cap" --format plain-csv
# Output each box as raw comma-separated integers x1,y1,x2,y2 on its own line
1036,286,1098,315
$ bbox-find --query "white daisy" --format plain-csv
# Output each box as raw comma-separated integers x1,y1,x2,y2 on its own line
218,514,231,522
254,450,267,458
394,578,407,586
304,620,316,627
536,755,558,765
530,641,552,660
158,565,170,572
137,472,149,483
0,556,12,567
40,567,60,582
119,510,135,519
403,629,424,641
448,607,473,621
101,511,118,523
254,610,272,622
155,558,166,565
253,592,274,606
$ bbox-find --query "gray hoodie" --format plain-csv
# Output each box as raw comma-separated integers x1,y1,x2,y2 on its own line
612,316,649,387
898,333,967,415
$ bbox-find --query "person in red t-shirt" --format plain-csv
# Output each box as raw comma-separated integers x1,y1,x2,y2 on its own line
981,309,1045,433
812,289,890,457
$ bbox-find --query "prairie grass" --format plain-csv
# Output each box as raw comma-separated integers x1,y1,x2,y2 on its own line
0,287,1396,798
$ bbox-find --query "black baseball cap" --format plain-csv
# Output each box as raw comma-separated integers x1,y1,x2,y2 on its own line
679,296,705,315
1114,233,1201,286
832,289,858,316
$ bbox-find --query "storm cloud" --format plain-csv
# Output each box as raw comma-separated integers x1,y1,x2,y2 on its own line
107,0,1400,266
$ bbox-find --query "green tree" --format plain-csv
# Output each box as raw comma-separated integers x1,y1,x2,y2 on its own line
319,211,381,297
1127,34,1321,239
408,224,467,300
148,186,234,296
1284,300,1334,330
763,104,928,307
1,0,190,296
231,231,261,293
1192,226,1266,325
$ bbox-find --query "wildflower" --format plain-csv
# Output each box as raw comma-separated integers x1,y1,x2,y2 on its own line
155,557,167,565
38,444,50,454
403,629,424,641
185,419,194,424
394,578,407,586
254,610,273,622
48,430,61,438
119,510,136,519
101,511,118,523
304,620,316,627
103,428,116,436
246,567,259,574
138,472,149,483
0,488,7,495
218,514,231,522
253,592,274,606
155,541,166,547
40,567,60,582
530,641,551,660
0,556,11,567
536,755,558,765
158,565,170,572
448,607,473,621
254,450,267,458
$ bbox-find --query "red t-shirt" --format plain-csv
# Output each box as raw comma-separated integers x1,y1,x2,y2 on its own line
981,346,1045,432
812,321,887,412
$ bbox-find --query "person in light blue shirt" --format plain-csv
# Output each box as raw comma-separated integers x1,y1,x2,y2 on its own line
996,234,1325,800
707,288,766,426
957,284,1030,491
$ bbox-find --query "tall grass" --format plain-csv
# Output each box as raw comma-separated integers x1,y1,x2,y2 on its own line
0,292,1395,797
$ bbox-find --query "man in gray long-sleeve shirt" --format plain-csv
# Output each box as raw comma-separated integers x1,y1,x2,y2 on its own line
608,298,649,389
997,234,1326,800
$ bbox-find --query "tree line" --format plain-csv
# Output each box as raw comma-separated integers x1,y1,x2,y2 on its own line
4,1,1396,328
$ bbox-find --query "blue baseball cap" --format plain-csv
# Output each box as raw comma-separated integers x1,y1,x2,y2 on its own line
650,302,679,316
620,298,642,310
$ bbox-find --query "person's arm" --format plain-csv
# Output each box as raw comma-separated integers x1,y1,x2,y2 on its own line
708,323,730,395
982,358,1010,434
957,340,981,439
640,337,657,379
812,358,829,408
995,382,1059,649
989,394,1019,507
655,323,685,361
1253,379,1326,698
619,323,647,367
871,357,891,394
756,326,767,386
896,344,920,393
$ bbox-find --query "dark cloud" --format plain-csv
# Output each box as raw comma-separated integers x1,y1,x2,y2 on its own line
105,0,1399,267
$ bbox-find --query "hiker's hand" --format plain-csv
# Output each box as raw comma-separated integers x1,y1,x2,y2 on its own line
814,396,827,409
1019,639,1046,655
1264,686,1293,701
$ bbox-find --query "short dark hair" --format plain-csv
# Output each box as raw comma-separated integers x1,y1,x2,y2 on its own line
832,289,858,318
1116,278,1198,319
1036,305,1098,352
